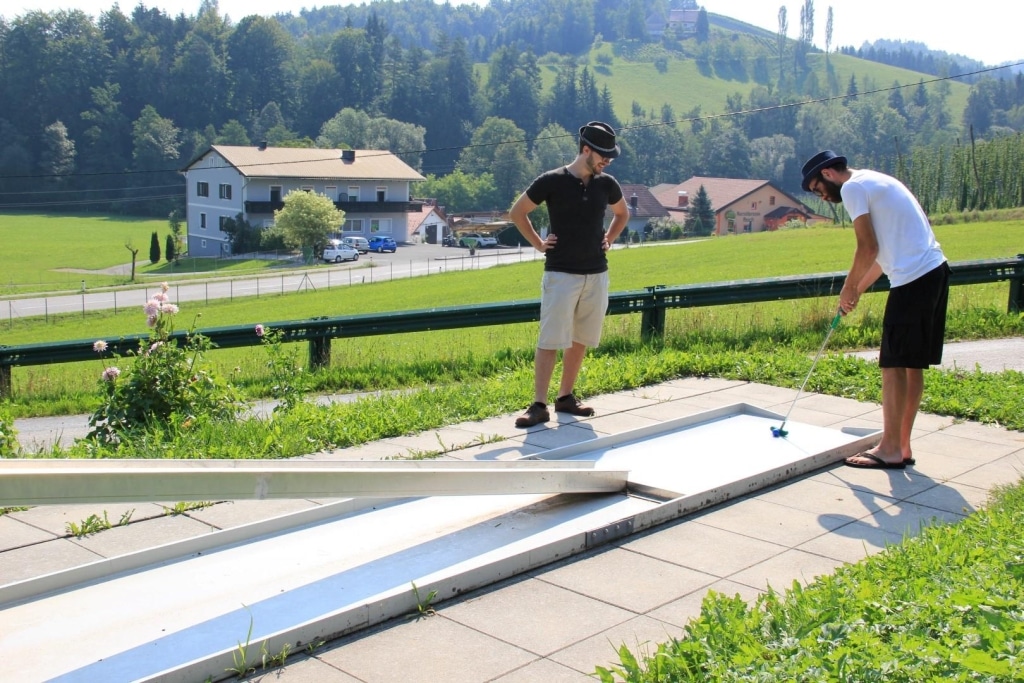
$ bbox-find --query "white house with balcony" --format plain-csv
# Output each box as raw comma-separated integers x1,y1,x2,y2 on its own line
181,144,426,257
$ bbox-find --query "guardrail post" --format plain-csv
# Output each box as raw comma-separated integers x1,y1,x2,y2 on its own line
1009,254,1024,314
0,366,10,400
308,336,330,370
640,285,666,342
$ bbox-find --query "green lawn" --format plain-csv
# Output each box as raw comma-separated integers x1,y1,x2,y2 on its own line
3,221,1022,417
0,213,289,294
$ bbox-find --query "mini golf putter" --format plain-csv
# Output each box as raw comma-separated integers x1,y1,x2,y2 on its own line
771,309,843,438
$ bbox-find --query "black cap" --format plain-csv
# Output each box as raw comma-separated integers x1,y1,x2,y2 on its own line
579,121,620,159
801,150,847,191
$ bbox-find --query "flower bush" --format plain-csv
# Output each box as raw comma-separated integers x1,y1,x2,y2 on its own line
87,284,241,445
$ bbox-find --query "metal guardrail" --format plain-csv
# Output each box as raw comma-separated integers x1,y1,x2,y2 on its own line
1,255,1021,398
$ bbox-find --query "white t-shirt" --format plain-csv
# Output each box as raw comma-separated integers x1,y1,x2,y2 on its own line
840,169,946,288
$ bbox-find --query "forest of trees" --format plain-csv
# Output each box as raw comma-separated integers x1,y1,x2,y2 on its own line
1,0,1023,219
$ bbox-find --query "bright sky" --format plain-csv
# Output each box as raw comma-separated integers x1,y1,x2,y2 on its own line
7,0,1023,68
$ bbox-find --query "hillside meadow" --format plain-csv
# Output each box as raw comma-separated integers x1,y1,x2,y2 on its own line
4,220,1022,415
480,43,971,128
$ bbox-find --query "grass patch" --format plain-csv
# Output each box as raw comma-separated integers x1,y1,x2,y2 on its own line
0,212,292,294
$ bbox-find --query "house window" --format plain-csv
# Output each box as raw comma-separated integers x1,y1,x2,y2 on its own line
325,186,337,200
769,195,776,206
219,216,229,230
219,183,232,200
370,218,392,233
270,186,282,203
200,212,207,229
376,187,387,202
301,186,313,192
345,219,364,233
197,181,209,197
751,201,757,209
201,239,207,248
348,186,359,202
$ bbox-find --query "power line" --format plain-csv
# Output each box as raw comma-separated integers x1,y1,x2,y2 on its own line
0,60,1020,195
0,193,184,209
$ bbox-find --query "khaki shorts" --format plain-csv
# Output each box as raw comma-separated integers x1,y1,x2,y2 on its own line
537,271,609,350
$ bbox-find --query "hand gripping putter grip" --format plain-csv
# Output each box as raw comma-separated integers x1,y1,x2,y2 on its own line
771,310,843,438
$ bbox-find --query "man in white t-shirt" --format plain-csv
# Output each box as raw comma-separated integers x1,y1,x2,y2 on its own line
801,150,950,470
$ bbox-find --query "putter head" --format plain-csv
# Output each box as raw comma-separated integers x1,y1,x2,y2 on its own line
770,426,788,438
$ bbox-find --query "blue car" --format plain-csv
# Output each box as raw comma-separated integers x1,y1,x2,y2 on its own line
368,235,397,253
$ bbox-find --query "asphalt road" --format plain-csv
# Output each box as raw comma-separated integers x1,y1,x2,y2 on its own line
1,242,545,321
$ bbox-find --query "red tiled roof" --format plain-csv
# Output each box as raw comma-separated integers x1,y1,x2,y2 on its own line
652,177,770,210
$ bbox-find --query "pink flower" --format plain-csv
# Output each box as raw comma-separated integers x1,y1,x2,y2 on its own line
160,303,179,315
93,340,108,353
147,314,158,328
149,341,164,354
144,300,160,317
153,292,169,303
255,324,265,337
101,367,120,382
161,282,170,292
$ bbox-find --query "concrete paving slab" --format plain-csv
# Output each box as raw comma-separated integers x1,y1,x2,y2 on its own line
0,516,56,551
0,538,102,584
694,497,851,547
728,547,846,592
795,520,907,563
6,501,166,537
863,500,966,538
491,657,592,682
949,451,1024,490
905,480,990,515
537,547,717,614
620,520,786,578
69,513,217,558
548,614,680,675
441,577,634,657
904,430,1020,462
315,616,535,683
756,477,899,519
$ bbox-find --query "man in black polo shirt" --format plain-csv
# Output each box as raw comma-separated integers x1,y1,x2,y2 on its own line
509,121,630,427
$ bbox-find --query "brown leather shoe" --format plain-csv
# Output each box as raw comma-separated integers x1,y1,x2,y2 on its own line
515,402,550,427
554,394,595,416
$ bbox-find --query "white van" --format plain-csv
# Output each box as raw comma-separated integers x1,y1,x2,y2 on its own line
342,236,370,253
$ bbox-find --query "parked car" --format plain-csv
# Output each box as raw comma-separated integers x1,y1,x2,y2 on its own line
458,233,498,248
368,235,397,253
342,236,370,253
321,242,359,263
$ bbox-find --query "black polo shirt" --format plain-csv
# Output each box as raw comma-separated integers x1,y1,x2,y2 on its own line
525,167,623,274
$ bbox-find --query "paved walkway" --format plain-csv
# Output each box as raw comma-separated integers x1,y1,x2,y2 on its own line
13,338,1024,453
3,367,1023,681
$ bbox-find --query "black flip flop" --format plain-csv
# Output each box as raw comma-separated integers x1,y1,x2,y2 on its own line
844,453,906,470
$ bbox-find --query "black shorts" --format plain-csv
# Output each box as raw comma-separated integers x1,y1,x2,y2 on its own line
880,262,951,369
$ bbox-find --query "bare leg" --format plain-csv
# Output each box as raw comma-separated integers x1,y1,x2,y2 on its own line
533,348,558,404
899,368,924,462
557,342,588,397
848,366,907,466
